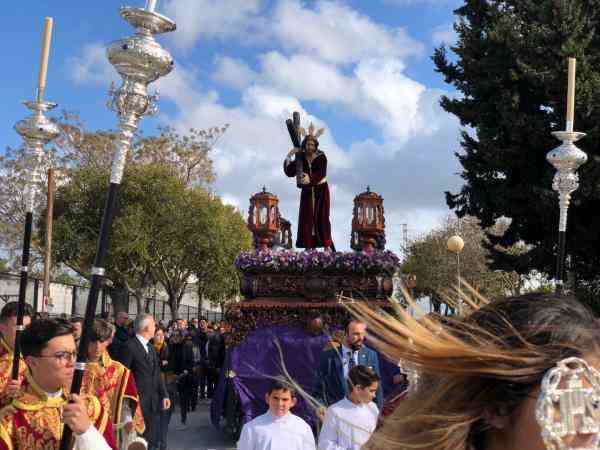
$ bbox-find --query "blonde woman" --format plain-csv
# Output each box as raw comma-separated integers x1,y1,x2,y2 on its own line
355,293,600,450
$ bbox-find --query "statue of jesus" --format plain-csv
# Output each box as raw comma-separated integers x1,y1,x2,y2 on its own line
283,123,333,250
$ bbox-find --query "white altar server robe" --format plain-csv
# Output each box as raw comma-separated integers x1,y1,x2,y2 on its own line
318,398,378,450
237,411,316,450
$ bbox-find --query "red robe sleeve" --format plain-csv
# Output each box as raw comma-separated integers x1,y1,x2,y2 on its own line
283,157,297,177
308,153,327,186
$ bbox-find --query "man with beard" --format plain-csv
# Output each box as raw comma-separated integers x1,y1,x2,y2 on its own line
0,318,115,449
314,319,382,409
0,302,33,408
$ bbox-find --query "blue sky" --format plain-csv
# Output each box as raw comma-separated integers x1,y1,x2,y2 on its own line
2,0,465,251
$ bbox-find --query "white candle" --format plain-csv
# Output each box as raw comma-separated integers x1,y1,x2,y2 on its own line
566,57,576,132
37,17,54,102
147,0,158,12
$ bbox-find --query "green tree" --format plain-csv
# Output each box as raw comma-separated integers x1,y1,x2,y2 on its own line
403,216,520,313
194,201,252,311
0,113,226,270
434,1,600,284
47,164,250,317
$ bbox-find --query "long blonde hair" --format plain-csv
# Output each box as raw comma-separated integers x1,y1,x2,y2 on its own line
350,291,600,450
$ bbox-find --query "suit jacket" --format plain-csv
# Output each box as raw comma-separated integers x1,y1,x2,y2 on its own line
122,337,168,416
107,324,130,364
206,333,226,369
315,345,383,409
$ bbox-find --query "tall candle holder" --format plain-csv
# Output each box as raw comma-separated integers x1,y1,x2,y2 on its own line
12,100,60,378
546,130,587,293
60,3,175,449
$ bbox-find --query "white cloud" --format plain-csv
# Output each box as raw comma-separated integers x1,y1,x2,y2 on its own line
260,52,358,103
162,0,265,50
273,0,424,64
68,43,118,86
431,23,457,46
69,0,463,250
212,56,258,90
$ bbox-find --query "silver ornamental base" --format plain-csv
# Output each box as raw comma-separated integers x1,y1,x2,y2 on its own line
536,357,600,450
14,100,60,212
547,131,587,233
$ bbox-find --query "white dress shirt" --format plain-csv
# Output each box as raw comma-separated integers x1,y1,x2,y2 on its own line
340,345,358,379
136,334,150,353
318,398,378,450
237,411,316,450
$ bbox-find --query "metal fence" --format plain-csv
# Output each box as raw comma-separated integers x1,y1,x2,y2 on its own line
0,271,223,322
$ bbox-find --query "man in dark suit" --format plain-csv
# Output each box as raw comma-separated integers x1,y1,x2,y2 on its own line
107,311,130,364
205,325,226,398
122,313,171,450
315,319,383,409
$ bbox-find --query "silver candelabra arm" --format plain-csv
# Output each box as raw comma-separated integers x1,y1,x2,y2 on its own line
548,131,587,233
14,100,60,213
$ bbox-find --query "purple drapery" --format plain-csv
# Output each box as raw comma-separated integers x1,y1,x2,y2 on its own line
211,324,400,430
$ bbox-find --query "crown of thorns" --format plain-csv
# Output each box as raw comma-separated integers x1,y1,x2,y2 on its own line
298,122,325,141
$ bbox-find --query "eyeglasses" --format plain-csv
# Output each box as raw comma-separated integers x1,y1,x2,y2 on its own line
36,351,77,364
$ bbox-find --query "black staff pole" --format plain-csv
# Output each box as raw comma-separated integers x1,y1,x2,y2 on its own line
59,3,175,448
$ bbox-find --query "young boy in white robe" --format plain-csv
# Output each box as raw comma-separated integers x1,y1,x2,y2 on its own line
237,380,316,450
318,365,380,450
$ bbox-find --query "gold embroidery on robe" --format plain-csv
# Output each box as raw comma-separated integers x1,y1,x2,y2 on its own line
81,351,145,444
0,336,26,409
0,370,113,450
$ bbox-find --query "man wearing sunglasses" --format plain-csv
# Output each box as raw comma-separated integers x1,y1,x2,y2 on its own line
0,318,116,450
0,302,33,407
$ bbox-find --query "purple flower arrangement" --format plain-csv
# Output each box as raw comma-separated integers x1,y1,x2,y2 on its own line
234,249,399,274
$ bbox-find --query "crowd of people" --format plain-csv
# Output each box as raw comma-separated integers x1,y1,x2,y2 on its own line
234,292,600,450
0,303,229,450
106,312,228,449
0,290,595,450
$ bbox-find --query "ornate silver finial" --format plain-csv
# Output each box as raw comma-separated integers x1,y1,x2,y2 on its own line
105,5,175,185
14,100,60,212
547,131,587,233
536,357,600,450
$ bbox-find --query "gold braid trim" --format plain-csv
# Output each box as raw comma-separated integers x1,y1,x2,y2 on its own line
0,406,14,450
0,422,13,450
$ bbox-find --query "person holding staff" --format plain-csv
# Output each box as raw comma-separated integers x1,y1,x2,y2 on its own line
0,318,115,450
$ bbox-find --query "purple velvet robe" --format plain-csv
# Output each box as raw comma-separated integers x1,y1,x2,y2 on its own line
284,151,332,249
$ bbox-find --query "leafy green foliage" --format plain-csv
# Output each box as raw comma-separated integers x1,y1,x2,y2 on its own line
435,0,600,284
402,216,520,312
45,165,251,316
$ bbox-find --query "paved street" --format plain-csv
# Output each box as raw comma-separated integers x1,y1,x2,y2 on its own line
167,401,236,450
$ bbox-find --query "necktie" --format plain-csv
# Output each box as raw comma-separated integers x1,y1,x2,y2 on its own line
348,351,356,370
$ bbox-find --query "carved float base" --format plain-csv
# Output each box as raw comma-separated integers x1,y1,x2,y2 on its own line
240,272,393,301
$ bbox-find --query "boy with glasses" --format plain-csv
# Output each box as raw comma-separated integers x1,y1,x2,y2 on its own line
0,318,116,450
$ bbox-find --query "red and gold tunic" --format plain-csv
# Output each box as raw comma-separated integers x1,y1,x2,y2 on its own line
82,351,145,444
0,370,116,450
0,336,26,409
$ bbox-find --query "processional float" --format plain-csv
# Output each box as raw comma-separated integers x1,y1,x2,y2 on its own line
59,1,176,448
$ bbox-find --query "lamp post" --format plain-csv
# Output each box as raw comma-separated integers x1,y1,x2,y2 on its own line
447,235,464,315
60,2,175,448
